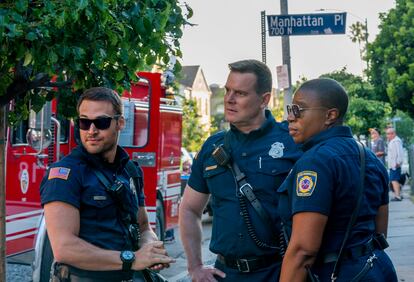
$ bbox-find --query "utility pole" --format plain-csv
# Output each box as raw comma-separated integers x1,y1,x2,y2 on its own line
280,0,292,116
261,11,267,64
364,18,369,72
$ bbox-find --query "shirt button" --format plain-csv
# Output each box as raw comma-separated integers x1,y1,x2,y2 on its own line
242,152,247,157
239,233,243,239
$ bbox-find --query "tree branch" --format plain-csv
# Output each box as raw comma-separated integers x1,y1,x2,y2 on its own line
0,71,73,107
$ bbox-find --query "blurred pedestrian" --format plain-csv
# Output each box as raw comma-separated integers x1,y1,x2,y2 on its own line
278,78,397,282
386,127,404,201
369,127,386,164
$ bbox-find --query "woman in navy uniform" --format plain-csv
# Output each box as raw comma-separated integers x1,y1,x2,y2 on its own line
277,78,397,282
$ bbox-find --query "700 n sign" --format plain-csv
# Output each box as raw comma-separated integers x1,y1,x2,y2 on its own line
267,13,346,36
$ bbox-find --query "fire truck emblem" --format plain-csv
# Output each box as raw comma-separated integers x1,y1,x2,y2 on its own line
269,142,284,158
20,169,29,194
129,178,137,196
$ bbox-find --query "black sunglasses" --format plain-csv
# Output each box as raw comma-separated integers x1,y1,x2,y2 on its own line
286,104,327,119
77,115,120,130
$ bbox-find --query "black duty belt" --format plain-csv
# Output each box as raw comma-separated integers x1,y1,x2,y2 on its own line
319,234,389,264
66,265,133,281
217,253,282,273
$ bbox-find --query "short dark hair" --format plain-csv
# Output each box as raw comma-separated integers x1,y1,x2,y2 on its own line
370,127,381,134
297,78,348,122
228,59,272,95
77,87,123,116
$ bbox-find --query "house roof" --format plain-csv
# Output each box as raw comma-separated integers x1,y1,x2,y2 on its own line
179,65,200,88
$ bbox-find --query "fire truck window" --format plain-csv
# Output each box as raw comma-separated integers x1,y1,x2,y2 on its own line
57,117,69,143
119,100,149,147
133,109,149,147
11,120,29,144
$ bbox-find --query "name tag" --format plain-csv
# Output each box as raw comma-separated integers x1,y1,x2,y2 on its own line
93,195,107,201
205,165,217,171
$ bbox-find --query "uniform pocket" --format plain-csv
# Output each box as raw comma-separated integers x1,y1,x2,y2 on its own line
81,189,117,222
202,157,233,200
254,157,292,196
256,157,292,176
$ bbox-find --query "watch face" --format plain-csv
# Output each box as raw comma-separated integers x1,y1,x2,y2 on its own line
122,251,134,261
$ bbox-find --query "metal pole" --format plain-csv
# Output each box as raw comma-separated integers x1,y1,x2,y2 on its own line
0,105,6,282
261,11,267,64
364,18,369,72
280,0,292,118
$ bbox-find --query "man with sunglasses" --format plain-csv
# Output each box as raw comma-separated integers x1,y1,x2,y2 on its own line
179,59,301,281
40,87,174,281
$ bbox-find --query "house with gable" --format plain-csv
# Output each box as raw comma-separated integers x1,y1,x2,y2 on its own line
178,65,212,130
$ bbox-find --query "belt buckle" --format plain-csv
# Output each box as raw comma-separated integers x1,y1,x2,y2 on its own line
239,183,253,196
236,259,250,272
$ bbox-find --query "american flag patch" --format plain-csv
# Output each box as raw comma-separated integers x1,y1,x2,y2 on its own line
48,167,71,180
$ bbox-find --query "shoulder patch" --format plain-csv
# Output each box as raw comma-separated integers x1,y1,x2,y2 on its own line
296,171,317,197
48,167,71,180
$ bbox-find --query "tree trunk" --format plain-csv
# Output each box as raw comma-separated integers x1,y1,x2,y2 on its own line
0,105,6,281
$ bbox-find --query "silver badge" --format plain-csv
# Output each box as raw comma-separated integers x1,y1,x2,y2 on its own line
269,142,284,158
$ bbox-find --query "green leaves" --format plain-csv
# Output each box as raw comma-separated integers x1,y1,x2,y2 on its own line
14,0,28,13
77,0,89,11
23,52,33,66
367,0,414,117
182,98,209,152
1,0,191,123
320,70,392,137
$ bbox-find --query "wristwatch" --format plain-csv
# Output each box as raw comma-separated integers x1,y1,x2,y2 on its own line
120,250,135,271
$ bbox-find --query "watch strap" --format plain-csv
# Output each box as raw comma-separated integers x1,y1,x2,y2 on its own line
120,251,135,272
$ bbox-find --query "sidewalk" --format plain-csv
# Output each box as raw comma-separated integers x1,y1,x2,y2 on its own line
387,184,414,281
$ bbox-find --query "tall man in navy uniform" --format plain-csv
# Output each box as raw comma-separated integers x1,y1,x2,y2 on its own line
40,87,174,281
179,59,301,281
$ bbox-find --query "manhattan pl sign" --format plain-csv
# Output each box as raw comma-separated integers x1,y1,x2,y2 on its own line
267,13,346,36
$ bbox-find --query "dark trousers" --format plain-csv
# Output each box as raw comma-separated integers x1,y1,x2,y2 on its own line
214,259,281,281
68,271,146,282
52,262,147,282
313,250,397,282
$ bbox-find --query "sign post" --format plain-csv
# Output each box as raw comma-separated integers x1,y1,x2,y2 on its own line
280,0,292,118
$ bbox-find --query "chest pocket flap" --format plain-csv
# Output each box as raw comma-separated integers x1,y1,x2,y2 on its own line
256,156,292,176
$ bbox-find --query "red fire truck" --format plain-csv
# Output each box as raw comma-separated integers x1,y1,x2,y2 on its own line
4,72,182,281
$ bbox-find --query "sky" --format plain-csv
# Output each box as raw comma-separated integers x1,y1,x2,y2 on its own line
179,0,396,87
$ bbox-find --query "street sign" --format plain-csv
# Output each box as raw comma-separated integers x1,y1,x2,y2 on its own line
276,65,289,89
267,12,346,36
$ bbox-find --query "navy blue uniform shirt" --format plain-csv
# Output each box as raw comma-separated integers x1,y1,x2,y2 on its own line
278,126,389,253
189,110,302,257
40,145,145,251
